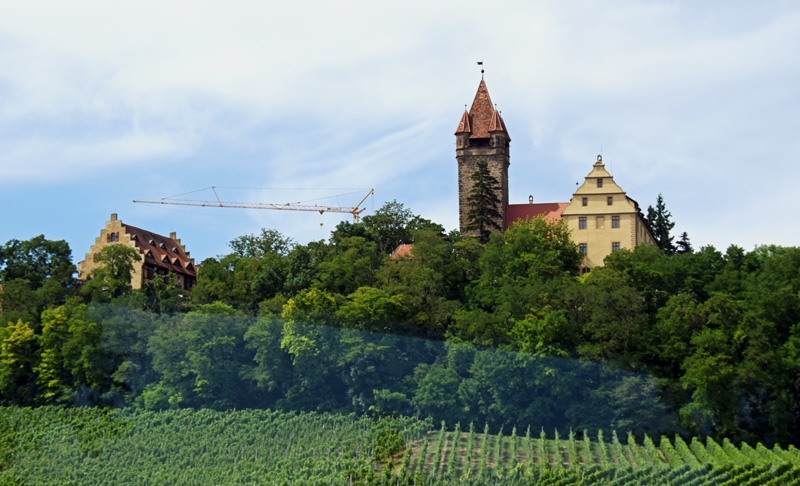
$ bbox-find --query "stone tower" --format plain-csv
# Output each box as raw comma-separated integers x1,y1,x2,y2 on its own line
455,79,510,236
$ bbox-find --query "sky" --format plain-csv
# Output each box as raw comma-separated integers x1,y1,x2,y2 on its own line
2,1,799,264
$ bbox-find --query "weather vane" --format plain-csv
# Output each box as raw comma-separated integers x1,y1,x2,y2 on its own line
477,60,484,79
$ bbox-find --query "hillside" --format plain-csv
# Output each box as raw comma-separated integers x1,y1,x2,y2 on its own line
2,407,800,485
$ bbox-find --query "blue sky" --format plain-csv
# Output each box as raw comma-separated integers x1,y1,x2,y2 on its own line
2,1,799,264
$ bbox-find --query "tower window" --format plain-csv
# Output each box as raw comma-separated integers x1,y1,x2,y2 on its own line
597,178,603,188
579,217,587,229
612,216,620,228
612,242,620,252
579,243,587,255
582,197,588,206
607,196,613,205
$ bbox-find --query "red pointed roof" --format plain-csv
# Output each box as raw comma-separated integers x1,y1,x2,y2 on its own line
455,80,510,139
455,111,471,134
489,109,506,133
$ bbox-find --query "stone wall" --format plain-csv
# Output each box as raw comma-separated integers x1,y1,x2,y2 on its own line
456,136,509,236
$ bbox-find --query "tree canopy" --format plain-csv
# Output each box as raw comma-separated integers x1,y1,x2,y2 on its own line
2,202,800,445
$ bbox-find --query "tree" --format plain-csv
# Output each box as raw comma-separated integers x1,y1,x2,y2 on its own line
0,235,75,289
464,161,502,243
676,232,693,254
228,228,293,258
34,302,110,404
81,244,142,301
0,319,39,404
143,302,254,410
0,235,77,326
647,194,677,255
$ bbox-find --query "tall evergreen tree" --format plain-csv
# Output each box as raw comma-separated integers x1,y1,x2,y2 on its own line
464,161,502,244
676,231,693,254
646,193,676,255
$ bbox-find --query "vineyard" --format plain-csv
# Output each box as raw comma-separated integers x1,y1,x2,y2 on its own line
2,406,800,485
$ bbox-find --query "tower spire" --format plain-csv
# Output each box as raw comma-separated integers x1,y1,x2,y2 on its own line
455,78,510,237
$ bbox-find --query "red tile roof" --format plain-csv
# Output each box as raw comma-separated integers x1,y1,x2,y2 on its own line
455,80,510,140
123,224,196,278
505,202,569,229
455,111,471,134
390,244,414,259
489,109,506,133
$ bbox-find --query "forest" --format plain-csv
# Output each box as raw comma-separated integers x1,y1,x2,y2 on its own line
2,200,800,448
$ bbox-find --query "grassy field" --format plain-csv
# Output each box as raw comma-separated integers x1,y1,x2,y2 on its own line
2,406,800,485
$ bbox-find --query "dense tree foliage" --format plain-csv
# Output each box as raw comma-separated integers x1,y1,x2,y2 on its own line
3,202,800,447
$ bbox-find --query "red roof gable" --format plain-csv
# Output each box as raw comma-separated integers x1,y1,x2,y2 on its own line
505,203,569,230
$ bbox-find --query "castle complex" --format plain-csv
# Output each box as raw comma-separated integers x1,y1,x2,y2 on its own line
456,79,655,270
77,213,196,290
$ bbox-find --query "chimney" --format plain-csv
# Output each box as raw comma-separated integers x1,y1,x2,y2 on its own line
170,232,176,240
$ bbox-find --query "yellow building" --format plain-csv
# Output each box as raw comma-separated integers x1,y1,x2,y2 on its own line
456,80,655,271
560,155,655,272
77,213,196,290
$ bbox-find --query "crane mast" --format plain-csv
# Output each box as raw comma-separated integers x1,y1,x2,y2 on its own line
134,187,374,223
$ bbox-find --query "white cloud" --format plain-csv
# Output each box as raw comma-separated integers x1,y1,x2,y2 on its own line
1,0,799,257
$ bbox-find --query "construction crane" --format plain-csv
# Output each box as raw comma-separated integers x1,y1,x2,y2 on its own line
133,187,375,223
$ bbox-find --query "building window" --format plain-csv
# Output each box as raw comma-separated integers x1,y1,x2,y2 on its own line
579,243,587,255
612,242,620,252
579,217,587,229
582,197,588,206
597,178,603,188
612,215,620,228
607,196,613,205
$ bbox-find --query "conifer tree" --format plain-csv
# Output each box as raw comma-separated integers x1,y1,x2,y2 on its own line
676,231,693,254
464,161,502,243
646,193,676,255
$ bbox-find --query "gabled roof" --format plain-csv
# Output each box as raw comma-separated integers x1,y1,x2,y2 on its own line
455,80,510,140
505,202,569,229
122,224,197,278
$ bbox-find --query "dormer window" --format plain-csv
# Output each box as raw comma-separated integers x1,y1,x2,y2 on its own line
159,242,166,249
131,234,138,241
597,178,603,188
171,247,178,253
148,239,155,246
